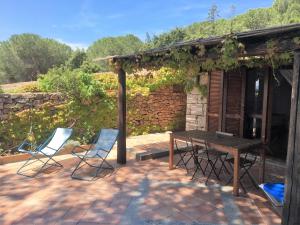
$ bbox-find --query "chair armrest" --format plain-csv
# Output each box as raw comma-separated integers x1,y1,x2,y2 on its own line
17,141,37,151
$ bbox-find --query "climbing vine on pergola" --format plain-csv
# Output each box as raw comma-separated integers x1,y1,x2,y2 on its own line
109,33,300,96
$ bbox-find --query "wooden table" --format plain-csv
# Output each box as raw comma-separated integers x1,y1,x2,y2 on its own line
169,130,266,196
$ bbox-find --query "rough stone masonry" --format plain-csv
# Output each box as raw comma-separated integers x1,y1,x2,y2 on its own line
0,93,64,120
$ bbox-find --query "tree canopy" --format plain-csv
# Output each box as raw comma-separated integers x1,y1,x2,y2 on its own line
0,34,72,83
146,0,300,45
87,34,143,71
1,0,300,83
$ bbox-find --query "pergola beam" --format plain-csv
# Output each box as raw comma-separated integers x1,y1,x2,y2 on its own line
117,67,126,164
282,50,300,225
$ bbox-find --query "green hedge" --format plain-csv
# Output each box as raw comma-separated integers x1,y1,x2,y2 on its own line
0,67,187,155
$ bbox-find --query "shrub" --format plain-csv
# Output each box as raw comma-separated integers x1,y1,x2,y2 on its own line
66,50,87,70
38,67,105,104
0,99,117,152
0,66,187,154
80,61,101,73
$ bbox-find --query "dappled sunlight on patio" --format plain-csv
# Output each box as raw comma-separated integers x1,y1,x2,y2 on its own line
0,133,282,225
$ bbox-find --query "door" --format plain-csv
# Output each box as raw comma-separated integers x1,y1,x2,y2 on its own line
222,68,246,137
244,67,271,143
207,71,223,132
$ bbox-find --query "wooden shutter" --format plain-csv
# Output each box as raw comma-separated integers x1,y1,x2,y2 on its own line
222,68,246,136
207,71,224,132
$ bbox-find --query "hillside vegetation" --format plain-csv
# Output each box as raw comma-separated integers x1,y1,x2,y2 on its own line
0,0,300,84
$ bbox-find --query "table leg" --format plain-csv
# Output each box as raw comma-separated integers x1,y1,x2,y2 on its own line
259,146,266,183
233,151,240,196
169,135,174,170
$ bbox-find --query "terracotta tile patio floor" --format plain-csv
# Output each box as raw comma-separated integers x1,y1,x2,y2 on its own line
0,132,283,225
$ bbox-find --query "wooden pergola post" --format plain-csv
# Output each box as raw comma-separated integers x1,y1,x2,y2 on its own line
282,50,300,225
117,67,126,164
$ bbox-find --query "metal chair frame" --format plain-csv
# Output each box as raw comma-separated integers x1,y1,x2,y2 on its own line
17,128,73,177
226,151,259,193
71,129,118,180
191,140,226,184
174,139,195,174
191,131,233,184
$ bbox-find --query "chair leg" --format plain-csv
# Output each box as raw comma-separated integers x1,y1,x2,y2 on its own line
192,157,207,179
240,167,258,189
94,157,114,178
175,153,185,167
226,176,233,185
246,170,258,189
48,157,63,167
34,157,53,176
94,160,105,178
71,158,85,178
191,166,199,180
17,154,61,177
102,159,114,170
217,155,230,177
239,180,247,193
176,151,194,174
205,158,220,185
17,156,36,176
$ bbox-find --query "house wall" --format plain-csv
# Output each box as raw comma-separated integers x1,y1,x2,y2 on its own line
186,73,208,131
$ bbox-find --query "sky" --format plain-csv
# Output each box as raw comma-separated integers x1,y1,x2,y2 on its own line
0,0,273,49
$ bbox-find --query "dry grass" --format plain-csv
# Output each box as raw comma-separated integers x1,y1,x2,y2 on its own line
0,81,37,93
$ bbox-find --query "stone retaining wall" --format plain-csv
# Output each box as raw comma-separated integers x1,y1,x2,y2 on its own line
0,87,187,132
185,73,208,131
128,85,187,132
0,93,65,119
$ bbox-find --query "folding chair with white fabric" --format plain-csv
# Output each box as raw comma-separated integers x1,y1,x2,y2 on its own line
71,128,119,180
17,128,73,177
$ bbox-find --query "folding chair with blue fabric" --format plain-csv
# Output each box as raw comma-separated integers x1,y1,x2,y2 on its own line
71,128,119,180
259,182,284,215
17,128,73,177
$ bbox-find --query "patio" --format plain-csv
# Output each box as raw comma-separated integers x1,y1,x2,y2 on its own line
0,133,283,225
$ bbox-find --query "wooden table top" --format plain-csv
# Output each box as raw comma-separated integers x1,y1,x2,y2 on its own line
171,130,262,151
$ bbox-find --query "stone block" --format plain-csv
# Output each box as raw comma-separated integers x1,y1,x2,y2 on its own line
4,104,12,109
0,103,3,110
187,94,198,104
189,87,201,95
190,104,203,115
198,95,207,104
186,123,198,131
4,98,12,104
11,94,21,99
33,100,42,106
202,103,207,115
186,104,192,115
50,95,59,100
197,115,207,129
16,98,27,104
186,115,196,122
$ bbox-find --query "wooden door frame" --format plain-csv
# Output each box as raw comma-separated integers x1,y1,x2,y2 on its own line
282,50,300,225
261,67,273,144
